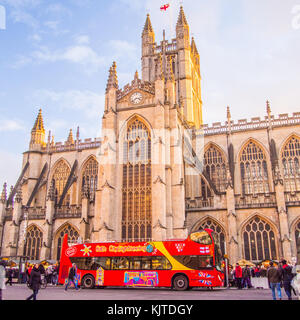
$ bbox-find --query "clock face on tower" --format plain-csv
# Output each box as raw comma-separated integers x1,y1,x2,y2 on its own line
130,92,143,105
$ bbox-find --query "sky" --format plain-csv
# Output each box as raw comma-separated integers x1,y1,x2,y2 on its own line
0,0,300,187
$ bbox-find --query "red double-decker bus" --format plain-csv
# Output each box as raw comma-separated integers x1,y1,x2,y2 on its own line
58,229,224,290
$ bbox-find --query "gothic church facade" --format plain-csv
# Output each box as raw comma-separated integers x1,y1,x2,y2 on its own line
0,7,299,264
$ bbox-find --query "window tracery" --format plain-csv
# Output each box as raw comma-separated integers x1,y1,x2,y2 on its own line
24,225,43,260
243,216,277,261
282,136,300,192
51,160,70,206
122,118,152,241
240,141,270,194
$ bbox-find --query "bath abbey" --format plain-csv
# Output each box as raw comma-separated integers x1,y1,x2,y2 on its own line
0,7,299,264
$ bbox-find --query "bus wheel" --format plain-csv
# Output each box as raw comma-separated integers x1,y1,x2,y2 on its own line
82,275,95,289
173,275,189,291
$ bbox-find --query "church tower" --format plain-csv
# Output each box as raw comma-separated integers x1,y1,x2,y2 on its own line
140,7,202,128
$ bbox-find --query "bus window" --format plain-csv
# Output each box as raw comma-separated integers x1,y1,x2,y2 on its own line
190,230,212,245
151,257,172,270
70,257,110,270
174,255,214,269
111,257,129,270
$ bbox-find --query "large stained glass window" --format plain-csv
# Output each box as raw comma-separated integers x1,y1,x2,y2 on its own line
81,157,98,201
51,160,70,206
204,145,227,192
24,225,43,260
282,136,300,192
240,141,270,195
122,118,152,242
243,216,277,261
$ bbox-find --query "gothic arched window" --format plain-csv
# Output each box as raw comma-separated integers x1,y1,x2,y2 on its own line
240,141,270,195
204,145,227,192
197,219,225,256
122,118,152,242
281,136,300,192
24,225,43,260
56,224,79,261
52,160,70,206
243,216,277,261
81,157,98,201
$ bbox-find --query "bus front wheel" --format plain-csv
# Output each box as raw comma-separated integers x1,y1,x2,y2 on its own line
82,275,95,289
172,275,189,291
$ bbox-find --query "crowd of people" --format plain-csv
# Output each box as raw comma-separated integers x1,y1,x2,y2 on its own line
226,258,300,300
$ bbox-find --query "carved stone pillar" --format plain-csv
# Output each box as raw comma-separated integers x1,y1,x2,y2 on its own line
225,170,239,264
274,168,292,261
41,182,56,259
80,183,90,241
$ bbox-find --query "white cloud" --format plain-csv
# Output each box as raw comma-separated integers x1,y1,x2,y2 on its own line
33,89,105,119
109,40,138,61
14,44,106,73
0,119,25,132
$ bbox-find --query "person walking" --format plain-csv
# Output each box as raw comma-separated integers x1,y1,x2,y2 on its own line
280,259,294,300
26,264,41,300
65,263,79,291
5,267,13,286
267,261,282,300
235,263,243,289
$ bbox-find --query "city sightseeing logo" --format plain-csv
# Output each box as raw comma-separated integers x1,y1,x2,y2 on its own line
0,5,6,30
80,244,92,256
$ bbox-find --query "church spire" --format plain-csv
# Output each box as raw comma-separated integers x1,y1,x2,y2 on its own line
67,129,75,145
1,183,7,204
191,37,199,56
106,61,118,93
32,108,45,132
176,6,190,50
30,108,46,149
176,6,189,27
142,14,154,36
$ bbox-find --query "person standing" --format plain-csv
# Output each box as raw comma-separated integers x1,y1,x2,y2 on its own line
267,261,282,300
235,263,243,289
5,267,13,286
280,259,294,300
26,264,41,300
242,265,253,289
65,263,79,291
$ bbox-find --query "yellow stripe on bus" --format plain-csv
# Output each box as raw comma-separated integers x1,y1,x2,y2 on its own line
152,242,192,271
